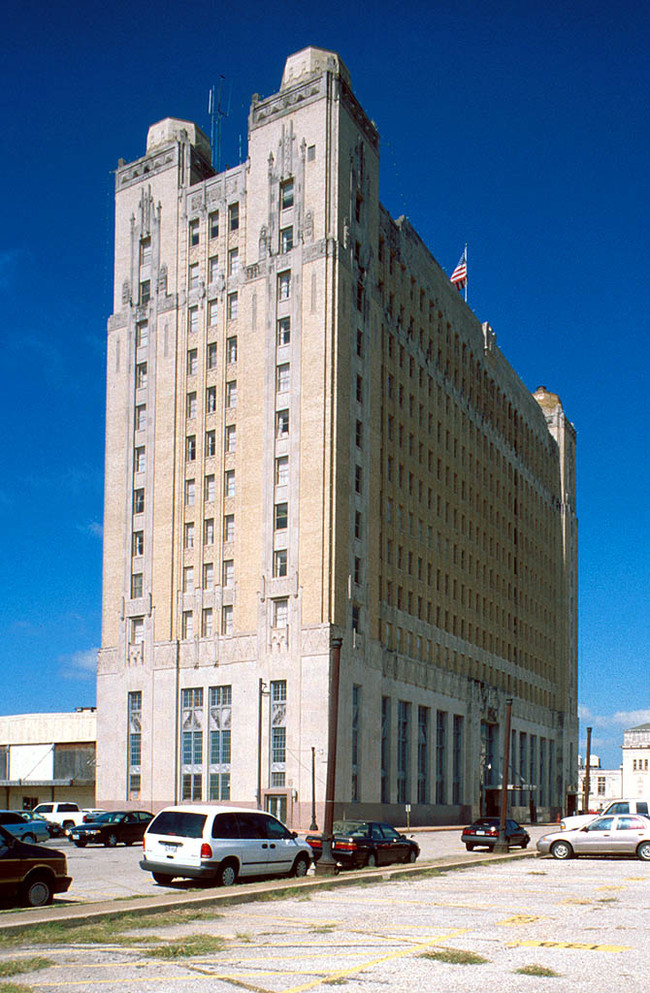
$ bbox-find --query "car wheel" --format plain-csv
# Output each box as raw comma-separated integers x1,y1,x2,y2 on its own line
216,860,238,887
550,840,573,860
23,834,36,844
291,855,310,878
465,843,475,851
152,872,174,885
74,839,88,848
62,821,74,833
636,841,650,862
521,840,529,849
406,849,417,863
366,852,377,868
105,833,119,848
21,873,53,907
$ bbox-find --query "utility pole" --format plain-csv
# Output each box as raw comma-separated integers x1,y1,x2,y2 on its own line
494,698,513,854
583,726,592,813
315,637,342,875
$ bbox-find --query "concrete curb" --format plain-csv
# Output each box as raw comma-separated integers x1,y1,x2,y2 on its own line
0,848,537,935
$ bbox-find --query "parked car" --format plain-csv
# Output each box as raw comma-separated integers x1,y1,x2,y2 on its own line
537,814,650,861
24,812,62,839
0,811,51,844
32,802,87,834
141,805,312,886
306,821,420,868
0,823,72,907
81,809,105,823
69,810,154,847
460,817,530,851
560,798,650,832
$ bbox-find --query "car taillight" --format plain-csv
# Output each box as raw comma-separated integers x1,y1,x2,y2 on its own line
489,828,498,834
308,839,322,848
333,840,357,852
200,843,213,859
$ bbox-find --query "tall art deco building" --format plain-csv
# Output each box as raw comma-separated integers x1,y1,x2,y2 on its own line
97,47,578,825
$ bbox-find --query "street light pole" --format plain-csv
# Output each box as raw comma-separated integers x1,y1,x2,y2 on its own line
583,726,592,814
256,678,267,810
315,636,342,875
494,698,513,854
310,746,318,831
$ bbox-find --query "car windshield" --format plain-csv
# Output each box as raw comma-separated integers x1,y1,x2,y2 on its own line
148,810,208,839
333,820,369,836
472,818,499,827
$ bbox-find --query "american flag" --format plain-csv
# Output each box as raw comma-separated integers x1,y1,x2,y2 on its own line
450,248,467,290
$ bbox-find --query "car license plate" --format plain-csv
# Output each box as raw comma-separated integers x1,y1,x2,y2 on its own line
163,843,179,853
476,830,485,835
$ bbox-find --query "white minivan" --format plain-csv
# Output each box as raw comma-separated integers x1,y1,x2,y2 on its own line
140,805,312,887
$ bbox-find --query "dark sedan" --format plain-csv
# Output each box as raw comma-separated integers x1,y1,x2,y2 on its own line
0,824,71,907
306,820,420,869
461,817,530,851
69,810,153,848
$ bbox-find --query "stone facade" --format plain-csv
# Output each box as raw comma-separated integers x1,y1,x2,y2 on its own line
97,47,578,826
622,722,650,797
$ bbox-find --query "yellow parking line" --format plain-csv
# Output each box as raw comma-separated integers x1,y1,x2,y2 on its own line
506,939,631,952
498,915,546,925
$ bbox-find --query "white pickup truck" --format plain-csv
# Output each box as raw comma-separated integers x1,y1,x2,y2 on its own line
561,798,650,831
32,802,89,834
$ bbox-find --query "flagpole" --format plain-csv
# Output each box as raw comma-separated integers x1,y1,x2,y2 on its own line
464,242,468,304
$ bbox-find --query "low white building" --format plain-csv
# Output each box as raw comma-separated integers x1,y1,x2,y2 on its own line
578,754,621,811
622,722,650,797
0,710,96,810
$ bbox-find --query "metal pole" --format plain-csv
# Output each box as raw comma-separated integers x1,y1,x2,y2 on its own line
494,698,513,854
583,726,592,813
257,679,265,810
315,636,342,875
310,746,318,831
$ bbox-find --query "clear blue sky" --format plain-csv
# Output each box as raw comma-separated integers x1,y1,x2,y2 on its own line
1,0,648,770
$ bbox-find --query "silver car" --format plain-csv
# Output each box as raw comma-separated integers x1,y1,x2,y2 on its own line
537,814,650,861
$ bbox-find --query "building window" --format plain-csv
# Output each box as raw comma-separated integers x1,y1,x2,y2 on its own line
181,610,194,639
307,144,316,161
131,572,143,599
224,514,235,542
228,248,239,276
136,320,149,348
227,292,238,320
356,375,363,404
140,238,151,267
208,300,218,326
205,473,216,502
355,419,363,449
187,308,198,337
207,342,218,370
397,700,411,804
452,715,463,804
276,363,290,393
280,226,293,253
381,697,391,804
139,280,151,306
274,503,288,530
184,522,195,549
189,219,200,246
133,488,145,514
135,404,146,430
275,456,289,487
277,317,291,346
435,710,447,804
352,684,361,802
222,604,233,635
130,617,144,644
127,691,142,800
204,518,215,545
226,380,238,407
223,559,234,587
597,776,606,795
209,211,219,239
209,685,232,800
183,566,194,593
186,435,197,461
354,510,362,540
205,430,216,457
208,255,219,282
276,409,290,438
201,607,214,638
225,425,236,453
272,598,289,628
136,363,147,389
270,680,287,775
203,562,214,589
206,385,217,413
134,447,146,473
417,706,429,805
224,469,235,497
281,179,294,210
187,349,198,376
132,531,144,557
228,203,239,231
273,549,287,577
227,336,238,363
355,465,362,494
186,391,197,419
278,271,291,300
180,687,203,800
188,264,199,290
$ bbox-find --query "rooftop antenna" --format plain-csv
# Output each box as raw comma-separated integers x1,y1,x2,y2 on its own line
208,76,231,172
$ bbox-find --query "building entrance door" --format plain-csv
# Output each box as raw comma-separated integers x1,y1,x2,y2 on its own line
265,794,287,823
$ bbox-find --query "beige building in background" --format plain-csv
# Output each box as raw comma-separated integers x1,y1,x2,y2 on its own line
97,47,578,826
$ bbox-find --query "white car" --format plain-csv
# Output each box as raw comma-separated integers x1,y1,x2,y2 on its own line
140,805,313,887
560,798,649,831
538,814,650,861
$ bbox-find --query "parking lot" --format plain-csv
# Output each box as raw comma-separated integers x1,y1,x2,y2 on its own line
0,847,648,992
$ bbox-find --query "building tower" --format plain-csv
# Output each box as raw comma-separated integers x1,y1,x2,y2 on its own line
98,47,578,825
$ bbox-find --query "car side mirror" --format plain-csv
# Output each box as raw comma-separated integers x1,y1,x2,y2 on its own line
290,831,298,839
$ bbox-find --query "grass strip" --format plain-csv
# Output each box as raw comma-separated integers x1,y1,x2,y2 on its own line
147,935,225,959
0,959,53,978
421,948,488,965
514,964,560,977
